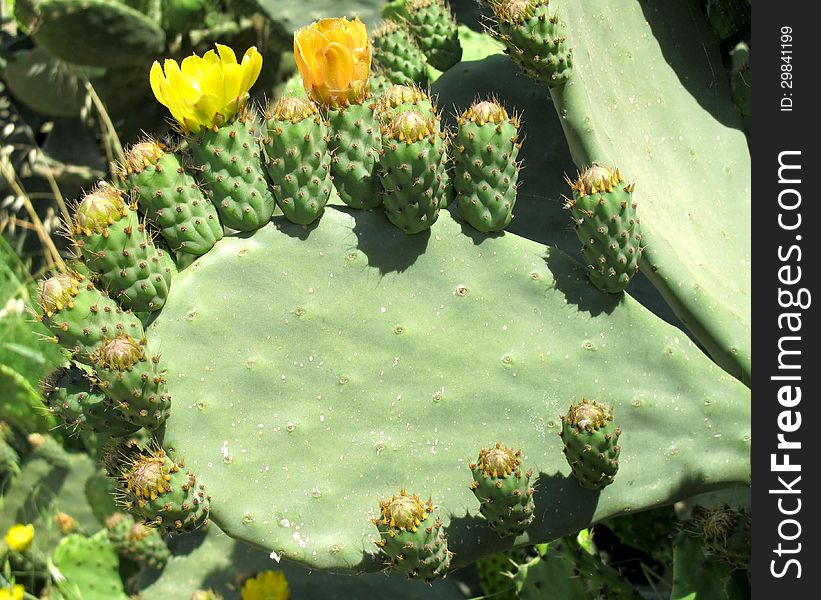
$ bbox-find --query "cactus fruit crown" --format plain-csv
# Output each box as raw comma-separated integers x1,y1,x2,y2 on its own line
379,84,430,110
271,97,319,123
410,0,447,10
569,164,633,198
120,139,166,177
73,182,128,235
373,19,405,38
123,448,175,502
696,505,740,542
94,334,146,370
387,111,435,142
563,398,613,431
490,0,553,24
460,99,519,128
37,272,82,316
375,489,434,533
473,443,522,478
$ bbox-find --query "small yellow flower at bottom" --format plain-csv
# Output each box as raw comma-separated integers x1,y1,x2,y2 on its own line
0,584,25,600
3,524,34,552
240,570,290,600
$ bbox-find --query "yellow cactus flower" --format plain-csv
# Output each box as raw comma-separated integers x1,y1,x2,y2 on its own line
240,570,290,600
3,524,34,552
150,45,263,134
0,584,25,600
294,17,372,108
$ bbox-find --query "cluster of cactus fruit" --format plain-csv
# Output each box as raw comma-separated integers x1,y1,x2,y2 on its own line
13,0,754,590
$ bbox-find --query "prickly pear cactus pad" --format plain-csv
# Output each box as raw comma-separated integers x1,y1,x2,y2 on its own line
147,207,750,570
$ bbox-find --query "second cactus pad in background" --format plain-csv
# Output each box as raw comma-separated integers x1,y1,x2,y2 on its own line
567,165,643,293
560,399,622,490
454,99,522,233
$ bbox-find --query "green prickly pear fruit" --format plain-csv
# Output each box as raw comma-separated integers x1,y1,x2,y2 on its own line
117,446,210,532
372,20,429,86
72,183,176,312
327,101,383,210
379,110,448,234
105,512,170,570
566,165,643,293
91,334,171,430
486,0,574,87
469,443,535,537
42,366,140,438
373,488,453,581
189,110,276,231
405,0,462,71
263,97,333,225
693,504,751,570
120,138,223,256
36,273,144,359
559,399,621,490
453,99,522,232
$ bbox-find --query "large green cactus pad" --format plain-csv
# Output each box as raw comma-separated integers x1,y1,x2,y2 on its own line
548,0,751,383
148,207,750,571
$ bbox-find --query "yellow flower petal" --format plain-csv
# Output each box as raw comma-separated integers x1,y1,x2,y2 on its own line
217,44,238,65
4,524,34,552
0,584,25,600
322,42,355,91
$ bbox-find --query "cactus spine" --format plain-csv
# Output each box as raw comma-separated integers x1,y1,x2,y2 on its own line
121,139,223,256
560,399,621,490
566,165,643,293
694,505,751,570
379,110,448,234
263,97,333,225
469,443,535,537
454,99,521,232
486,0,574,87
405,0,463,72
373,488,453,580
72,183,176,312
189,111,276,231
37,273,144,359
372,20,428,86
91,334,171,430
117,446,210,532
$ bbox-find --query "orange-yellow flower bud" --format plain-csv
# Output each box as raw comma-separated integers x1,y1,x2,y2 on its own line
294,18,372,109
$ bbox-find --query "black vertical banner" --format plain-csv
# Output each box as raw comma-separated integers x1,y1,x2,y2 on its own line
755,2,820,596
